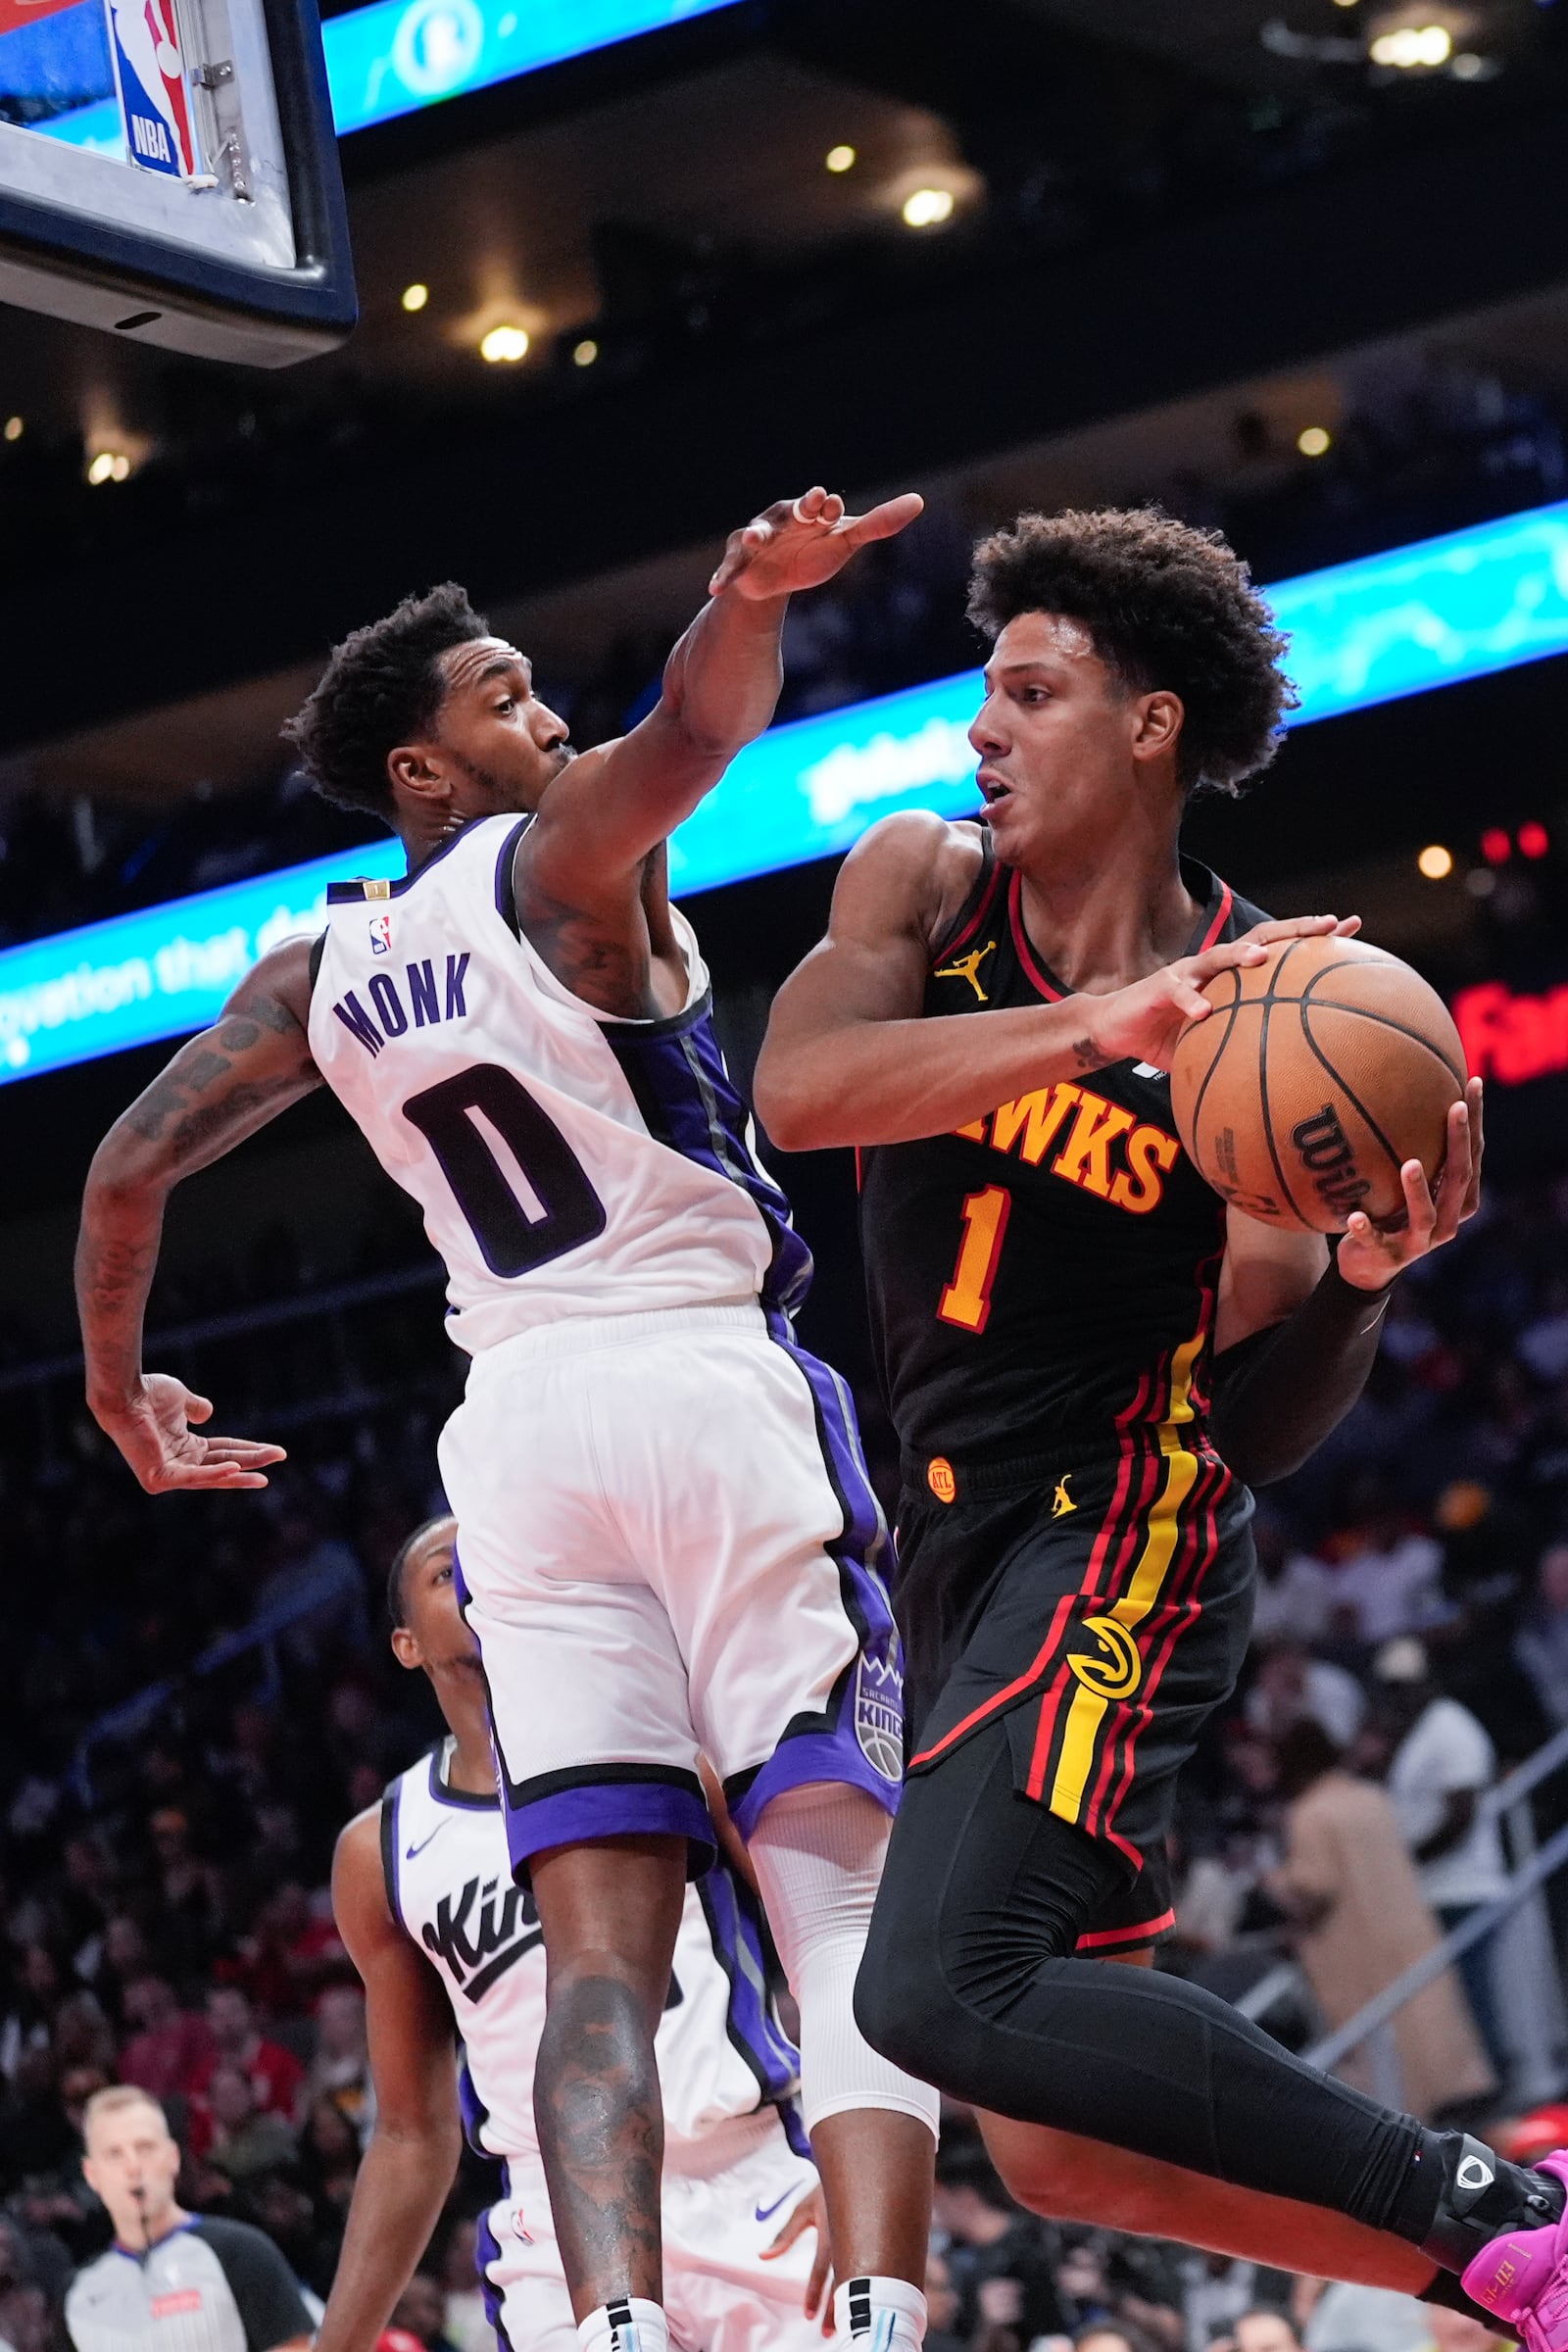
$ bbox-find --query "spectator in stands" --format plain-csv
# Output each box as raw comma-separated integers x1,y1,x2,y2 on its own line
119,1976,216,2104
1515,1544,1568,1730
300,1989,369,2141
297,2097,359,2233
205,2067,299,2185
1243,1641,1364,1750
388,2273,461,2352
923,2249,966,2352
1317,1480,1443,1646
1175,2259,1294,2352
1266,1720,1493,2119
1364,1639,1510,2079
189,1991,304,2158
933,2140,1069,2344
1234,2312,1301,2352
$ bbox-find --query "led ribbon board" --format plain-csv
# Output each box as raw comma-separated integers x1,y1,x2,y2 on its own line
24,0,745,152
5,495,1568,1084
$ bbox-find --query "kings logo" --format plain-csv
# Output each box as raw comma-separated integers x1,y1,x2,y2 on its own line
855,1636,904,1785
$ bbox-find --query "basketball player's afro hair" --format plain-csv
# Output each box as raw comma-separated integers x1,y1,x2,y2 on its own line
966,507,1297,797
282,582,492,818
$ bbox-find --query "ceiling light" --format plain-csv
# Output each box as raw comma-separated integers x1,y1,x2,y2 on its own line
110,454,129,480
1298,425,1332,457
572,338,599,368
479,324,530,364
401,282,429,312
1417,844,1453,880
2,416,21,442
1449,50,1493,76
1518,820,1550,858
825,144,857,173
902,186,955,229
86,451,118,484
1370,24,1452,67
1480,827,1511,864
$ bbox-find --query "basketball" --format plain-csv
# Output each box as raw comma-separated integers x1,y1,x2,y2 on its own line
1168,935,1468,1234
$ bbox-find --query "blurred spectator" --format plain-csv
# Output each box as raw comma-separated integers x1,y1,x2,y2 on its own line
298,2096,360,2232
301,1987,371,2140
390,2273,462,2352
1366,1641,1509,2079
206,2066,300,2184
933,2141,1069,2344
1318,1488,1443,1646
1250,1515,1334,1648
1234,2312,1302,2352
1177,2263,1293,2352
1244,1642,1364,1751
189,1989,305,2158
925,2249,967,2352
119,1976,216,2103
1266,1721,1493,2119
1515,1544,1568,1730
1300,2279,1432,2352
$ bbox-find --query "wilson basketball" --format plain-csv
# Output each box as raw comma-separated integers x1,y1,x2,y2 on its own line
1167,935,1468,1233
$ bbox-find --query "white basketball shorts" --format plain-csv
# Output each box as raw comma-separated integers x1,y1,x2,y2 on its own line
438,1299,905,1873
477,2113,826,2352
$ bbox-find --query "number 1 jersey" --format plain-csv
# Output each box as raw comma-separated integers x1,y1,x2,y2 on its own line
858,833,1269,1462
307,815,810,1352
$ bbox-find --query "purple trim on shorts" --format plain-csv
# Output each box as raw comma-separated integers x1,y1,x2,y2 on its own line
730,1729,901,1838
475,2168,515,2352
502,1778,716,1875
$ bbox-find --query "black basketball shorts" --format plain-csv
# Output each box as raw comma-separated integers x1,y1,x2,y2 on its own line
893,1430,1256,1950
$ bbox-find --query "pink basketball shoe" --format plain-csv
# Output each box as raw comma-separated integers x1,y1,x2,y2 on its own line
1463,2151,1568,2350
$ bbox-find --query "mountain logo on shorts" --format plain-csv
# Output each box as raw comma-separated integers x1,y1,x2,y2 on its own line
855,1638,905,1784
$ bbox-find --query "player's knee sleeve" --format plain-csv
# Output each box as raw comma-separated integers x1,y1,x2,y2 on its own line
749,1782,939,2139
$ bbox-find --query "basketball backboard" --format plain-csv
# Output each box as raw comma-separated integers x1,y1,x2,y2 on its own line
0,0,355,365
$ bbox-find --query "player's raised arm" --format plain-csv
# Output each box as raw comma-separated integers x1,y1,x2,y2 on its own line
755,815,1351,1151
312,1808,463,2352
75,937,320,1493
514,486,922,1005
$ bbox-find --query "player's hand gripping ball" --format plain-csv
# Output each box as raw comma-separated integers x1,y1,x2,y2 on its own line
1167,933,1468,1234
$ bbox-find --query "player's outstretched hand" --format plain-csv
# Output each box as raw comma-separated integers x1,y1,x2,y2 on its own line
1338,1078,1484,1291
1081,913,1361,1074
760,2180,835,2332
709,485,924,601
95,1372,287,1494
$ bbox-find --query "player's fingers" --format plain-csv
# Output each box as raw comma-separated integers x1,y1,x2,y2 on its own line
1242,914,1344,946
791,487,829,523
153,1461,273,1493
202,1438,288,1464
841,492,925,547
709,520,771,593
183,1390,215,1423
1399,1157,1438,1244
1463,1077,1485,1215
1181,941,1267,986
805,2236,832,2320
763,2206,809,2257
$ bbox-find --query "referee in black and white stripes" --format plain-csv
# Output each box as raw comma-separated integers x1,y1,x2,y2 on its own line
66,2086,314,2352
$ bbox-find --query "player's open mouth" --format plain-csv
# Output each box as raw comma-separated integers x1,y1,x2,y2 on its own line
977,769,1010,803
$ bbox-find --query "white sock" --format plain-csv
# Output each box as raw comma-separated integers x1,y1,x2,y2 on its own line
575,2298,667,2352
833,2275,928,2352
749,1782,941,2136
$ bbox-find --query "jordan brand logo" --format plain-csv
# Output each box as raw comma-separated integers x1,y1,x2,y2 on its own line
1052,1476,1076,1519
934,940,997,1002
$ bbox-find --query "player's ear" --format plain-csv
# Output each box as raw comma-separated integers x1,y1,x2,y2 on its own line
1131,688,1184,765
388,742,448,803
390,1626,421,1670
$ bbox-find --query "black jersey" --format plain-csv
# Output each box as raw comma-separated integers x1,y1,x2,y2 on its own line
859,832,1268,1466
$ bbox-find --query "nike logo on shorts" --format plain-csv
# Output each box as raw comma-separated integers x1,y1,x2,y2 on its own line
755,2181,809,2224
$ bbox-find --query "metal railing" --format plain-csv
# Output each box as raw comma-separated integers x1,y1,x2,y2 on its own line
1303,1722,1568,2109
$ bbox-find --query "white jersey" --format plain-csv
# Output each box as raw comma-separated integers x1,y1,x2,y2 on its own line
382,1740,806,2174
307,816,810,1353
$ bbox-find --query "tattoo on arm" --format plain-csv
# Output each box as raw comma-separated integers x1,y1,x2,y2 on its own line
1071,1036,1101,1071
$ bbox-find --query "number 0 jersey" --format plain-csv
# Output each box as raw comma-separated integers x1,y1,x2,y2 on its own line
307,816,809,1352
383,1740,806,2174
858,832,1268,1463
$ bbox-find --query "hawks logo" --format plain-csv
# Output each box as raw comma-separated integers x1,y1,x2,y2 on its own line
855,1637,905,1784
1065,1614,1143,1701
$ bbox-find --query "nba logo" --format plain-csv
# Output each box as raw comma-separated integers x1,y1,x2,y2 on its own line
108,0,198,178
369,913,393,956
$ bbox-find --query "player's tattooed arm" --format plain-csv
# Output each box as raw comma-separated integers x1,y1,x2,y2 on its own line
314,1810,462,2352
514,487,922,1020
75,938,320,1493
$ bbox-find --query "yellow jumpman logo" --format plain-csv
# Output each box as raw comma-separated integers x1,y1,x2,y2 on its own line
934,939,997,1002
1052,1476,1076,1519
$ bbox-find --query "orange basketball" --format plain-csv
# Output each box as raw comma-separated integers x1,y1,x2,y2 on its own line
1167,935,1467,1233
